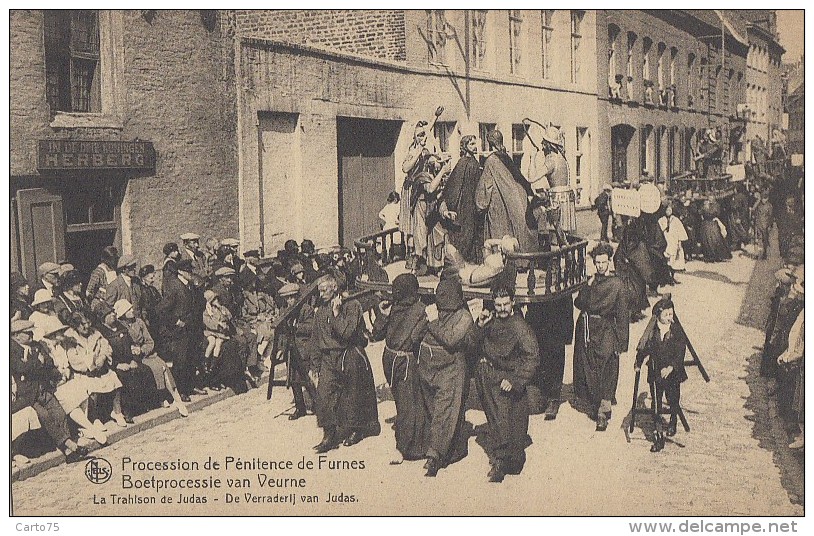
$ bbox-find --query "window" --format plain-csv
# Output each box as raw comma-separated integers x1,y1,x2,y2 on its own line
608,25,620,92
541,10,554,79
45,10,101,114
509,10,523,75
434,122,456,153
669,47,678,87
511,124,526,168
654,126,664,179
640,125,654,177
426,10,448,64
63,178,119,230
657,43,666,91
570,11,584,84
642,37,652,85
575,127,589,187
470,10,488,71
479,123,497,153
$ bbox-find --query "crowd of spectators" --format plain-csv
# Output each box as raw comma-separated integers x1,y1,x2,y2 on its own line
11,235,363,469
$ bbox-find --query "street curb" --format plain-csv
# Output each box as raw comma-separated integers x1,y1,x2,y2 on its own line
12,378,268,483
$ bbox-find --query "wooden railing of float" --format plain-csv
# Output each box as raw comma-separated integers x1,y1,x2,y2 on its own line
353,227,588,302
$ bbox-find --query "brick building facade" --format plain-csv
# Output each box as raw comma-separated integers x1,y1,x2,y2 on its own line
10,9,788,280
596,10,750,186
232,9,601,253
10,10,239,278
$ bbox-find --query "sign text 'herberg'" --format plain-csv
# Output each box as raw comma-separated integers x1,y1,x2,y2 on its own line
38,140,156,170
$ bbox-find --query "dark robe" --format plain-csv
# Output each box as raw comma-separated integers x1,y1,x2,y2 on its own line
525,295,574,405
476,153,536,253
445,154,483,263
99,321,158,417
472,314,539,472
371,297,429,461
419,279,475,466
699,216,732,262
573,274,629,410
312,298,380,439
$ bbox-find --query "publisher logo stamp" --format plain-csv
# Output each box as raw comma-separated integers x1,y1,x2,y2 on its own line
85,457,112,484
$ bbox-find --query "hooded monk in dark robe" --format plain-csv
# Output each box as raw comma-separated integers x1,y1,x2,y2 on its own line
445,134,484,263
476,130,536,253
371,273,430,462
419,273,476,477
573,243,629,431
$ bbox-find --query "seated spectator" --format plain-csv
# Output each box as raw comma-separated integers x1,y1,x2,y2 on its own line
290,263,307,285
11,320,89,464
30,289,63,341
65,311,126,429
117,299,188,417
11,271,32,320
32,261,61,301
203,290,233,371
40,323,107,444
86,246,119,306
98,303,158,423
54,270,92,326
11,375,41,467
242,278,277,375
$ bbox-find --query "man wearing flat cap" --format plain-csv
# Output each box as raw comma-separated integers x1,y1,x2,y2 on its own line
573,242,629,432
105,254,145,320
180,233,209,277
238,249,263,291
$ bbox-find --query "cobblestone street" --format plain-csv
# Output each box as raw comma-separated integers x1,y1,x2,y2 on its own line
11,249,803,516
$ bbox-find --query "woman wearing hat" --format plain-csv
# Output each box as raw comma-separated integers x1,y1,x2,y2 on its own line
634,297,688,451
116,299,189,417
40,322,108,444
54,270,92,326
371,273,430,464
65,311,126,428
98,302,158,423
11,271,32,320
30,289,62,341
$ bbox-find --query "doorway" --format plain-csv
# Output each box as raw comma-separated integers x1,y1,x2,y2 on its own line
336,117,401,245
611,124,635,183
258,112,299,256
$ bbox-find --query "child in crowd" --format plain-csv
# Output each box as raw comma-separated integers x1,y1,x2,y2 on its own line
203,290,232,362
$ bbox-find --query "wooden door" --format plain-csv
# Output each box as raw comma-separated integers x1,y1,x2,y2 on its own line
337,118,401,245
16,188,66,280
